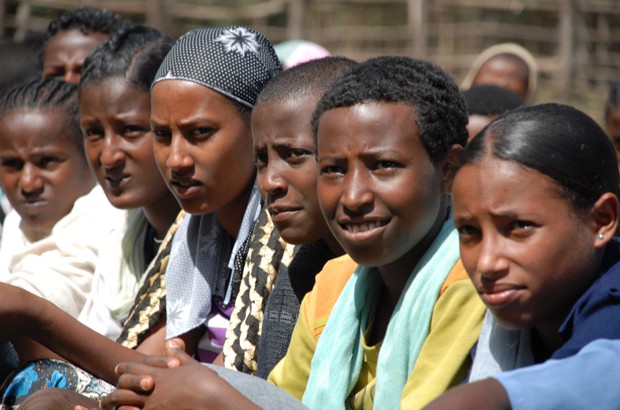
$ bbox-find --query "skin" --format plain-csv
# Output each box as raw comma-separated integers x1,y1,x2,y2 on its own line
316,102,456,344
422,378,510,410
452,154,615,356
0,109,95,240
473,56,528,102
150,80,255,237
42,29,108,84
93,339,260,410
79,80,179,238
466,113,497,142
252,97,342,254
605,105,620,164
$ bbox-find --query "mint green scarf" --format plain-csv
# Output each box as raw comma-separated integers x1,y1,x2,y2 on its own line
302,217,459,409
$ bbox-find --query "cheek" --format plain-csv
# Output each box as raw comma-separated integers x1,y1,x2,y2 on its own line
152,145,169,174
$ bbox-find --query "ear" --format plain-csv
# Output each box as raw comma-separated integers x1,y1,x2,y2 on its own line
591,192,619,248
440,144,464,192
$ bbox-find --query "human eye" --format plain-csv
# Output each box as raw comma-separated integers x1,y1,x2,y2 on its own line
375,160,401,170
190,127,214,140
0,158,23,170
320,164,345,176
153,129,172,143
38,156,62,169
456,224,481,242
286,148,312,164
509,220,536,234
123,125,148,139
82,127,103,141
254,150,268,170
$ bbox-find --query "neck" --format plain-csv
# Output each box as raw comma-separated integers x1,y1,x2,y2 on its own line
143,192,181,239
324,233,345,257
215,178,255,238
377,197,449,309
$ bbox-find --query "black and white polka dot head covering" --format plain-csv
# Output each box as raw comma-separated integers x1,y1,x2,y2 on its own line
153,26,282,108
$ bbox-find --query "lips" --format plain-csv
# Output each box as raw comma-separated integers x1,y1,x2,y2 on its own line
105,173,129,187
19,198,48,211
268,205,302,222
338,219,389,242
478,284,525,309
169,178,202,197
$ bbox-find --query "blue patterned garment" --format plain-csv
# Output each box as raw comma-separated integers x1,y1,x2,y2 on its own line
0,359,114,409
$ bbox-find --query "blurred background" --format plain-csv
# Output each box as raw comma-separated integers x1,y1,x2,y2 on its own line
2,0,617,123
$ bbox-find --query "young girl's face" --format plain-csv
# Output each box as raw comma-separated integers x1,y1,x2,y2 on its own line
452,154,600,333
150,80,255,217
252,97,334,246
80,80,170,211
0,109,94,236
42,29,108,84
316,102,445,271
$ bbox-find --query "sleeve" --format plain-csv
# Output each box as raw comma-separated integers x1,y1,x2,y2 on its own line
2,231,99,318
401,278,486,409
267,293,316,400
495,339,620,410
553,271,620,359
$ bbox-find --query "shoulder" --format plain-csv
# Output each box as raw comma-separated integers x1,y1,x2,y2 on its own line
303,254,357,339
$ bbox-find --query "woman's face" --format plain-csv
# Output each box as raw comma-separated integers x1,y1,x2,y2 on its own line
0,109,94,237
453,154,601,335
252,97,333,246
316,102,446,273
150,80,255,216
80,80,170,211
42,29,108,84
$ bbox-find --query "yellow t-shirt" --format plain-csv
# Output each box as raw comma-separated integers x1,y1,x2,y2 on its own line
268,255,485,409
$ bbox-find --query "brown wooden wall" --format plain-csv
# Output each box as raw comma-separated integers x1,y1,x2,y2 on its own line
2,0,618,121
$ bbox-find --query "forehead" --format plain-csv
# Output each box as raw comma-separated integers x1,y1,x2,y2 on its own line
316,102,422,152
150,80,240,119
252,97,318,138
0,108,75,148
80,80,149,110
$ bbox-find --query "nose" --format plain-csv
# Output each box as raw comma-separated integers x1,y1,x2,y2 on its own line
260,161,287,198
63,65,81,84
476,233,509,282
100,134,125,170
166,135,194,172
341,168,373,214
20,163,44,196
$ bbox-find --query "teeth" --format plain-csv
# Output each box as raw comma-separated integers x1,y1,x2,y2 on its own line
345,221,384,233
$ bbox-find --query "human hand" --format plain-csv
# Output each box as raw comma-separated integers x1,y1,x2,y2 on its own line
99,339,256,410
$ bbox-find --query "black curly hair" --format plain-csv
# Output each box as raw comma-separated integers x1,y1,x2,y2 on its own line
80,25,173,92
311,56,468,164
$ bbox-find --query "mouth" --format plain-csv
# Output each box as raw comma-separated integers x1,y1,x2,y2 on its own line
105,174,130,187
20,198,47,209
170,179,202,196
338,219,389,242
268,205,302,221
478,285,525,309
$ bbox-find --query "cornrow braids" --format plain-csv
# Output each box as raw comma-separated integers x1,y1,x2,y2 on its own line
605,83,620,122
0,77,81,148
80,25,173,92
312,56,468,164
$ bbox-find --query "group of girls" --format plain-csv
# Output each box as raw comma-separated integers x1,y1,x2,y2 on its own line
0,9,617,410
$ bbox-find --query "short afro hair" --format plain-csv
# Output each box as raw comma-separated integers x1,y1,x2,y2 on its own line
462,84,522,116
256,56,357,106
311,56,468,163
44,6,129,46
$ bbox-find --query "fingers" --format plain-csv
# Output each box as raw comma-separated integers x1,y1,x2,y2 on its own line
165,340,197,366
117,373,155,392
100,389,147,410
140,355,180,368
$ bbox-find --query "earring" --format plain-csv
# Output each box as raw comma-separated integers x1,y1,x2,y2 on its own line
598,233,605,240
